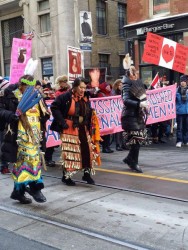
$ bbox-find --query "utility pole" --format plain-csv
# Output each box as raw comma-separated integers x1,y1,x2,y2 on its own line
74,0,80,48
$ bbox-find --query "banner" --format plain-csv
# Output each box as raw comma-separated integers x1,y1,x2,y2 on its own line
142,32,188,74
45,85,176,147
10,38,32,84
67,46,83,82
91,95,124,136
146,85,176,124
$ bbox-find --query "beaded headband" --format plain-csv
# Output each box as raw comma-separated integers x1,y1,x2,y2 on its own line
20,78,36,86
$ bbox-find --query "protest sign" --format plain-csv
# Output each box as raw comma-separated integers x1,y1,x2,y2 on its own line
67,46,83,81
142,32,188,74
84,67,106,87
45,86,176,146
146,85,176,124
10,38,32,84
90,95,124,136
45,101,61,148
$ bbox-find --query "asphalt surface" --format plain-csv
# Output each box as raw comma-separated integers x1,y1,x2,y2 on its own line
0,134,188,250
0,228,58,250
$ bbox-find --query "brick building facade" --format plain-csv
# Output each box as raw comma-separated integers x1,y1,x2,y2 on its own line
125,0,188,86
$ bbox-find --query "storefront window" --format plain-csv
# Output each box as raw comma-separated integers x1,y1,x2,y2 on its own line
151,0,170,17
140,66,153,87
139,40,147,65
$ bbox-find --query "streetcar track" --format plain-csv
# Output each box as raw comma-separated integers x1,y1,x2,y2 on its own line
43,174,188,203
0,204,151,250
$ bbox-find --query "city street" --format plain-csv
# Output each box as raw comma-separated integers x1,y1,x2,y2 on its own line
0,135,188,250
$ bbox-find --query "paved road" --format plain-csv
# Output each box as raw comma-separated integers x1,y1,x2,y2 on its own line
0,135,188,250
0,228,58,250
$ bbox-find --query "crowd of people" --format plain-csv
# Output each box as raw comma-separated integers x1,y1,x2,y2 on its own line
0,67,188,205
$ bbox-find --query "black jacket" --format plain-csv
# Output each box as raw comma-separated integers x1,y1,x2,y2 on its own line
121,76,145,131
50,90,92,133
0,84,50,162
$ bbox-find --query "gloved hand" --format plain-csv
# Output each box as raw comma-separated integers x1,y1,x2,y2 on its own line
139,100,149,108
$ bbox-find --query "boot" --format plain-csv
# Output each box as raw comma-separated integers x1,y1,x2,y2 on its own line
10,189,32,204
82,170,95,184
116,145,123,151
132,164,143,173
102,147,114,153
62,171,76,186
124,144,143,173
26,187,46,203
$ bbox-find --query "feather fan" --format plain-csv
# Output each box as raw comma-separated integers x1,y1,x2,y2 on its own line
130,79,146,100
16,86,42,116
15,86,42,143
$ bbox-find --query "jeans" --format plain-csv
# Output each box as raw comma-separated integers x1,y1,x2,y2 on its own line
176,114,188,143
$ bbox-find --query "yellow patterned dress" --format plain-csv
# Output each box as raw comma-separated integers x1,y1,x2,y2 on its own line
12,89,43,191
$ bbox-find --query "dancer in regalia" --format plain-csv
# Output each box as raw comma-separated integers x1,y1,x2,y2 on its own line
0,74,50,204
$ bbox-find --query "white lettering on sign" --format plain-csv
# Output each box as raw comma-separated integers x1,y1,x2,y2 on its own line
136,23,175,35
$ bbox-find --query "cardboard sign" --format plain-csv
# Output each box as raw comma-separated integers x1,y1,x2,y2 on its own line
142,32,188,74
10,38,32,84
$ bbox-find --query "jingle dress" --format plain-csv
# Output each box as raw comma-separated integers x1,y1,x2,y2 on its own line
50,91,101,178
12,89,44,191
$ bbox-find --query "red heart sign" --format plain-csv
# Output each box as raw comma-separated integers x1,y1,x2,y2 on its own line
162,44,175,63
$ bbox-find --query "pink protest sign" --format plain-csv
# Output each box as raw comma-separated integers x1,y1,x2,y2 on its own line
10,38,32,84
45,101,61,148
90,95,124,136
146,85,176,124
45,86,176,146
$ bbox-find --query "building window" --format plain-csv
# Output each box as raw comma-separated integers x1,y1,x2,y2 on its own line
99,54,111,75
119,55,125,76
96,0,107,35
151,0,170,16
1,16,23,76
38,0,51,33
38,0,50,11
118,3,126,38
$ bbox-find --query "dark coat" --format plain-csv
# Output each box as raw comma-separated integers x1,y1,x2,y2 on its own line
50,90,92,133
121,76,145,131
81,22,92,37
0,84,50,162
